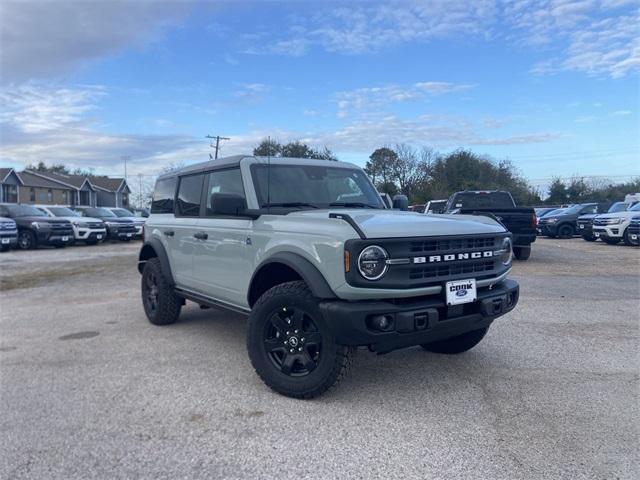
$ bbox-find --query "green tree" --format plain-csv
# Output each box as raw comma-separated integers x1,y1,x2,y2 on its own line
252,138,337,160
364,147,398,187
26,161,70,174
546,177,568,204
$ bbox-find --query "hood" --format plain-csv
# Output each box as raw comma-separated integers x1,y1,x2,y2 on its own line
102,217,134,223
287,209,506,238
596,211,637,220
51,216,103,223
118,216,146,223
14,216,70,224
578,214,597,220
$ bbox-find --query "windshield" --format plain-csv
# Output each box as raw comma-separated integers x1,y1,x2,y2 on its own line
251,164,383,209
546,209,565,216
112,208,134,217
5,205,48,217
608,202,629,213
48,207,79,217
562,204,588,214
630,203,640,212
81,207,116,217
449,192,514,210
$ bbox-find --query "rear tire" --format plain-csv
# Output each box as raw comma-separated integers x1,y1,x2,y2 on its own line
557,224,574,239
582,234,597,242
513,246,531,260
601,237,621,245
247,281,352,399
141,257,182,325
17,230,36,250
421,327,489,354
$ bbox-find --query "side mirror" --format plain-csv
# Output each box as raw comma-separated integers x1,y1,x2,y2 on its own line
210,193,247,216
392,194,409,211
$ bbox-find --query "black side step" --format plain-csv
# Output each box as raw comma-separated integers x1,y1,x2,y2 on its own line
329,213,366,239
174,288,250,315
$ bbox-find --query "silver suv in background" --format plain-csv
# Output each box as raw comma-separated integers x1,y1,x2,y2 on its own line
138,155,519,399
108,208,146,238
0,216,18,251
35,205,106,245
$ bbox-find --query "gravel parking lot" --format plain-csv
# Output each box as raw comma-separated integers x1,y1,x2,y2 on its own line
1,239,638,479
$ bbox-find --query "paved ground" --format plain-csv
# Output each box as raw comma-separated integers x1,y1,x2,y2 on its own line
1,238,638,479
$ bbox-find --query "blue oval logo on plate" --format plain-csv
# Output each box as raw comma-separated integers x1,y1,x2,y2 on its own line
456,289,468,297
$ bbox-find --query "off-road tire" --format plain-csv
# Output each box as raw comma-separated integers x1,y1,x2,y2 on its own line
17,230,36,250
601,237,621,245
582,234,597,242
141,257,181,325
513,246,531,260
421,327,489,354
247,281,353,399
557,224,574,239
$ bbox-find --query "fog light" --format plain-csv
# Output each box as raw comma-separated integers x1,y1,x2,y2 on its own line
368,314,394,332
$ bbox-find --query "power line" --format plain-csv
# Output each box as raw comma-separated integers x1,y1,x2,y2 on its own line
205,135,230,159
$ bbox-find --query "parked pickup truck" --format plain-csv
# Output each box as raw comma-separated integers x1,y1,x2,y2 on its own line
444,191,536,260
138,156,519,398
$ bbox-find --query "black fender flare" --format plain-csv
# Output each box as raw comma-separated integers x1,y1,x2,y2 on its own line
138,238,175,285
248,252,337,305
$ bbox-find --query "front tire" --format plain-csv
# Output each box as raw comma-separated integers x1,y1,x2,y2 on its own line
141,257,182,325
421,327,489,354
247,281,352,399
17,230,36,250
513,246,531,260
557,224,574,239
622,228,638,246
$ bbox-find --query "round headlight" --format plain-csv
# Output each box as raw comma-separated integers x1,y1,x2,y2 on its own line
500,237,512,265
357,245,389,280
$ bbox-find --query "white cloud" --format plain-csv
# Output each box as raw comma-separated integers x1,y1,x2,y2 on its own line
334,82,475,115
610,110,632,116
0,0,193,81
575,115,597,122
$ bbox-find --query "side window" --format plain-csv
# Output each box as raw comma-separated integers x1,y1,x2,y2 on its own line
176,174,205,217
205,169,246,216
151,177,177,214
583,205,597,214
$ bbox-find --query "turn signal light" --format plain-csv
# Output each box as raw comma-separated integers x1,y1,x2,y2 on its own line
344,250,350,272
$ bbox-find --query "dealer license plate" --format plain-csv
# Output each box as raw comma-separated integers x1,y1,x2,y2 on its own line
446,278,477,306
594,232,600,238
97,234,103,240
127,233,132,238
62,236,69,242
579,224,584,229
632,234,638,241
1,238,9,244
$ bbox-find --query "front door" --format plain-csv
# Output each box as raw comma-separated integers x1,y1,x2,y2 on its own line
191,168,251,307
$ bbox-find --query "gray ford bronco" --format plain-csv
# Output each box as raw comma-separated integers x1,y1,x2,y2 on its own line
138,156,519,398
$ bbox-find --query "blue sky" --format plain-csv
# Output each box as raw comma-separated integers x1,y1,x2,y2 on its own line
1,0,638,190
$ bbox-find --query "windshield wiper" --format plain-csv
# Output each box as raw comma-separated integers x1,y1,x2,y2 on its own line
329,202,378,209
262,202,319,209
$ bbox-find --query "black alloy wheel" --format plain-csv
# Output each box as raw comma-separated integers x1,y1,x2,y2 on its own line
143,269,160,316
558,224,575,239
263,306,322,377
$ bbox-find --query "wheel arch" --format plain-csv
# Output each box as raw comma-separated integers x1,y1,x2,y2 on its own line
248,252,337,307
138,239,175,285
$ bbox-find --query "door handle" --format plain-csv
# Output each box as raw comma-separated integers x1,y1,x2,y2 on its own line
163,230,175,237
193,232,208,240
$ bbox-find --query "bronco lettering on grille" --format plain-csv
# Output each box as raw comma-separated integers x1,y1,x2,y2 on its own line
413,251,493,263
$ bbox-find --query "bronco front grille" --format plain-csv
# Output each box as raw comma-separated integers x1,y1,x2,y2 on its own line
410,237,495,253
345,233,508,289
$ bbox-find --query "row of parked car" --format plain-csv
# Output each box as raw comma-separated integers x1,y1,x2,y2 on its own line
0,203,149,251
535,201,640,246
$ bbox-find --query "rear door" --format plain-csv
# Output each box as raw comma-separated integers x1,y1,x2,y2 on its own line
191,168,252,307
171,173,206,290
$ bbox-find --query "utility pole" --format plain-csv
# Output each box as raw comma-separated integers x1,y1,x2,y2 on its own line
205,135,230,159
121,155,130,180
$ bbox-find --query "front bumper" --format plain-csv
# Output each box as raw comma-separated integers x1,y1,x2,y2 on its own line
74,227,107,241
593,226,622,239
577,223,593,236
36,230,74,245
537,223,558,236
0,231,18,247
320,279,519,353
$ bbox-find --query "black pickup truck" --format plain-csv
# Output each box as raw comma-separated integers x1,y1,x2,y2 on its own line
445,190,537,260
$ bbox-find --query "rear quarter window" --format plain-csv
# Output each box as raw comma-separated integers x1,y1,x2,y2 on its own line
151,177,177,214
